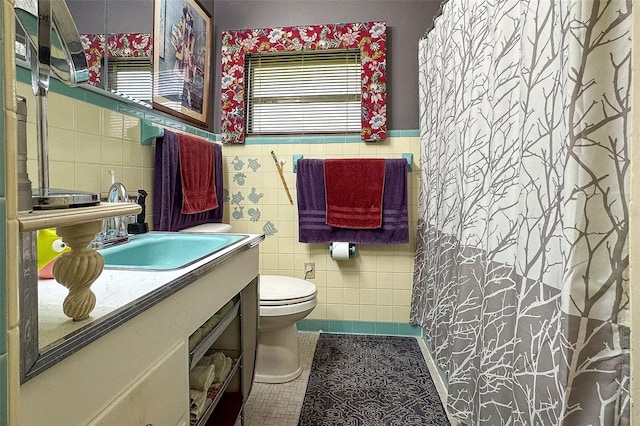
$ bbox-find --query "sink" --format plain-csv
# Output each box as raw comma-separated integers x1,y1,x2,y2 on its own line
99,232,248,270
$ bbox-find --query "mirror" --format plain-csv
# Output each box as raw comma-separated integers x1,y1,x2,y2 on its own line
14,0,156,107
66,0,154,105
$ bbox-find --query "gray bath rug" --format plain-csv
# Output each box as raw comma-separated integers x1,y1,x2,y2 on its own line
298,333,450,426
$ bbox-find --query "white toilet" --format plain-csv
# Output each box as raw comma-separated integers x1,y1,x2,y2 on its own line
180,223,318,383
256,274,317,383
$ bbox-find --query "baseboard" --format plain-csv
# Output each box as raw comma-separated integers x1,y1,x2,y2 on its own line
416,336,465,426
297,319,423,337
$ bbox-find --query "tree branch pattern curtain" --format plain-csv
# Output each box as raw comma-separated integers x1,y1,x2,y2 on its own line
411,0,631,424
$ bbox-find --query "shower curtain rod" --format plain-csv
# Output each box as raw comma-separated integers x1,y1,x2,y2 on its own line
421,0,450,39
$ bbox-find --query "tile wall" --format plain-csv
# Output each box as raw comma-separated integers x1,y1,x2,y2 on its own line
15,83,157,210
222,136,420,323
16,78,422,325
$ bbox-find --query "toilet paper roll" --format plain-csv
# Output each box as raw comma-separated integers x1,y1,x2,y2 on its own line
330,242,355,260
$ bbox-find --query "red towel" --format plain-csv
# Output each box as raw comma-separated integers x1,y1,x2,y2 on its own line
178,133,219,214
324,159,385,229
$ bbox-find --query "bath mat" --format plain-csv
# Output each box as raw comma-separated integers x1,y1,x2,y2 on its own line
298,333,449,425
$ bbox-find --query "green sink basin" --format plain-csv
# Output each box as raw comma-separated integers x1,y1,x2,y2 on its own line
99,232,248,270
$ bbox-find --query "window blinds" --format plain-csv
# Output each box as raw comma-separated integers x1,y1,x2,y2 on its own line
106,57,152,103
245,49,361,135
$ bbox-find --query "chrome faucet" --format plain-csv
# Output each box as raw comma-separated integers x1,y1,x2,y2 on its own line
94,171,131,248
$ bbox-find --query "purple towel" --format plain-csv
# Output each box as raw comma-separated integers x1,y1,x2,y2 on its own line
153,130,224,231
297,159,409,244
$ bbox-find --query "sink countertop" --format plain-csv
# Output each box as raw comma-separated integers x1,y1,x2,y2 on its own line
37,233,265,352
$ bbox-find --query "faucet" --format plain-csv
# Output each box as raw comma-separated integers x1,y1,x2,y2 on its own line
107,170,128,203
94,170,131,248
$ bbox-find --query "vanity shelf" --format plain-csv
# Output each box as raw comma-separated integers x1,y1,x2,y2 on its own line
193,353,242,426
189,299,240,368
188,288,254,426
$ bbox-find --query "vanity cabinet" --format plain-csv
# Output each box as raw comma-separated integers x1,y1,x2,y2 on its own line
88,342,190,425
18,239,260,426
188,282,258,425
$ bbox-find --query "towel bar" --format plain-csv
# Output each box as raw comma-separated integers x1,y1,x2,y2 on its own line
139,119,219,146
292,153,413,172
293,154,304,173
140,120,164,146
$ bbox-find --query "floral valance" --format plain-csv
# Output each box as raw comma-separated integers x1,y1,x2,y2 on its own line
81,33,153,86
220,22,387,144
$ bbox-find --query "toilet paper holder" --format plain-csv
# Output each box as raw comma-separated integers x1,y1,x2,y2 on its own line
329,242,356,260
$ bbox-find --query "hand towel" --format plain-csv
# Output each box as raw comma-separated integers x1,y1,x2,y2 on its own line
189,364,217,391
189,389,207,412
188,328,202,352
178,133,218,214
211,356,233,389
189,389,212,422
297,159,409,244
324,159,385,229
153,130,224,231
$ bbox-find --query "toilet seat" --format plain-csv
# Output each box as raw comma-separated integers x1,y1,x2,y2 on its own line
259,275,317,306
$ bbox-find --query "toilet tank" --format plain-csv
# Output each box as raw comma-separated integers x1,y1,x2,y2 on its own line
179,223,233,233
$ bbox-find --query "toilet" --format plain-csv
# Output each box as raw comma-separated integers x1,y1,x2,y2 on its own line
180,223,318,383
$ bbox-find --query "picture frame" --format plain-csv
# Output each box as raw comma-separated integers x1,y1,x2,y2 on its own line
153,0,211,127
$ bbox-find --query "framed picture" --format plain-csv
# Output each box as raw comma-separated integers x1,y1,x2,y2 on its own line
153,0,211,127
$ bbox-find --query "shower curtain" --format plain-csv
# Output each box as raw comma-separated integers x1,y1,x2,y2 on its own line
411,0,631,425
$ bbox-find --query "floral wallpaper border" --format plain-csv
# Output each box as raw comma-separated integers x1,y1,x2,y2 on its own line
220,22,387,144
81,33,153,86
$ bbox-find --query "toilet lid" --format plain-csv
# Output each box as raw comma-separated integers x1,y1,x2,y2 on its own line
260,275,317,306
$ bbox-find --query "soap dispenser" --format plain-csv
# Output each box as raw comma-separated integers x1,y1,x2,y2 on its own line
128,189,149,234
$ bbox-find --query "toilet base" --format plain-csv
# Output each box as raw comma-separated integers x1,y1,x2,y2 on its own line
255,322,302,384
254,365,302,384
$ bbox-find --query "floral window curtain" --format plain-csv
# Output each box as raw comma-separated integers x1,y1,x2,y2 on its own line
411,0,630,424
81,33,153,86
220,22,387,144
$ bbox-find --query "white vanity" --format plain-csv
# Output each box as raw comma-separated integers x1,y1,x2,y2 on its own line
18,211,263,425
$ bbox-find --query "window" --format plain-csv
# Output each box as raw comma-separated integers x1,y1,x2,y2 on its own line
245,50,361,135
106,56,152,103
221,22,387,143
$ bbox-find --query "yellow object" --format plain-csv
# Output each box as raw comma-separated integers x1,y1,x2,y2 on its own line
37,228,70,278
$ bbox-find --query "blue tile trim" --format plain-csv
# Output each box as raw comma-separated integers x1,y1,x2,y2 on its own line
245,129,420,145
16,66,216,142
390,129,420,137
298,319,423,337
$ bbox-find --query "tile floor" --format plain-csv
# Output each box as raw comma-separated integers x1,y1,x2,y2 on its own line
242,332,319,426
240,331,454,426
